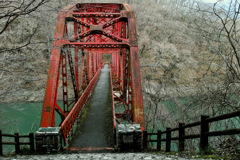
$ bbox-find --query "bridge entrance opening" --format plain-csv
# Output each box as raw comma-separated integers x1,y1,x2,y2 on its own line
102,54,112,63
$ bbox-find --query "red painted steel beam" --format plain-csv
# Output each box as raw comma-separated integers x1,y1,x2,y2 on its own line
74,22,80,94
73,13,121,18
40,8,71,127
123,3,145,129
110,71,117,132
69,42,129,49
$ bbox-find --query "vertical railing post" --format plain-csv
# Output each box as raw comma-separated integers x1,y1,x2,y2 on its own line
29,133,34,153
0,130,3,155
14,133,20,154
157,130,161,151
200,115,209,153
178,123,185,152
166,128,171,152
143,130,148,150
113,129,116,146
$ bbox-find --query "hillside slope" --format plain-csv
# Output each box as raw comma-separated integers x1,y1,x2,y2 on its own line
0,0,224,104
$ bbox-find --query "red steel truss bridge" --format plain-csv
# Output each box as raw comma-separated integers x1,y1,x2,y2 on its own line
35,3,145,152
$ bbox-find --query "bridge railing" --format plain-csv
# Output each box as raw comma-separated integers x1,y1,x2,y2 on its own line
143,110,240,153
109,67,117,145
61,65,103,142
0,130,34,155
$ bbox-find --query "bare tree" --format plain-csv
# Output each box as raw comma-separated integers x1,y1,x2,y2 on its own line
0,0,50,53
187,0,240,112
0,0,50,34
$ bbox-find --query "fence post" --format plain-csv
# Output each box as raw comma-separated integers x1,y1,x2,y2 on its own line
157,130,161,151
29,133,34,153
0,130,3,155
166,128,171,152
143,130,148,150
178,123,185,152
14,133,20,154
200,115,209,153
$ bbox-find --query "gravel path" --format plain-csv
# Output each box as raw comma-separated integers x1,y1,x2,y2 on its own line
0,153,212,160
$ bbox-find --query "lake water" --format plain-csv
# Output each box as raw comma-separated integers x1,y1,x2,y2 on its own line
0,102,42,154
0,102,64,154
0,102,43,134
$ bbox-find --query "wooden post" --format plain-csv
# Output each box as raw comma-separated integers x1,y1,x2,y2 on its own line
178,123,185,152
157,130,161,151
14,133,20,154
166,128,171,152
143,130,148,150
29,133,34,153
200,115,209,153
0,130,3,155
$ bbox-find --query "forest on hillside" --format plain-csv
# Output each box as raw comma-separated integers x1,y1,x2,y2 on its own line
0,0,240,156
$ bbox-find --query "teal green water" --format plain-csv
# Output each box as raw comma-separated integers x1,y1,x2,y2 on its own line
0,102,42,154
0,102,43,134
0,102,64,135
0,102,64,154
146,97,240,151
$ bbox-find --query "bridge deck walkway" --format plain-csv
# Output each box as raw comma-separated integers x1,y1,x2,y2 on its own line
68,64,114,151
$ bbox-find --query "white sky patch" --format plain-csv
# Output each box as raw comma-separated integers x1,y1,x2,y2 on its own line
201,0,230,7
203,0,219,2
202,0,229,4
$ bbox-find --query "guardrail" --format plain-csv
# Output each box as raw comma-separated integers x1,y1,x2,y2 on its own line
143,110,240,153
0,130,34,155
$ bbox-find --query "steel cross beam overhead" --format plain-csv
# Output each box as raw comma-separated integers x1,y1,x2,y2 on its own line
36,3,145,151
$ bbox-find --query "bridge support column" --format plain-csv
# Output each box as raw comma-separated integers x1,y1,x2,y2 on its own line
116,124,142,151
35,127,62,152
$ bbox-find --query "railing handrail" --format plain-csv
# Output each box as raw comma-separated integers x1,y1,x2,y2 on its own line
206,110,240,123
0,130,34,155
155,109,240,135
143,109,240,153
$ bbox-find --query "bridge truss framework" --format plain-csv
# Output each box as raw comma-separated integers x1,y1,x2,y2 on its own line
37,3,145,151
